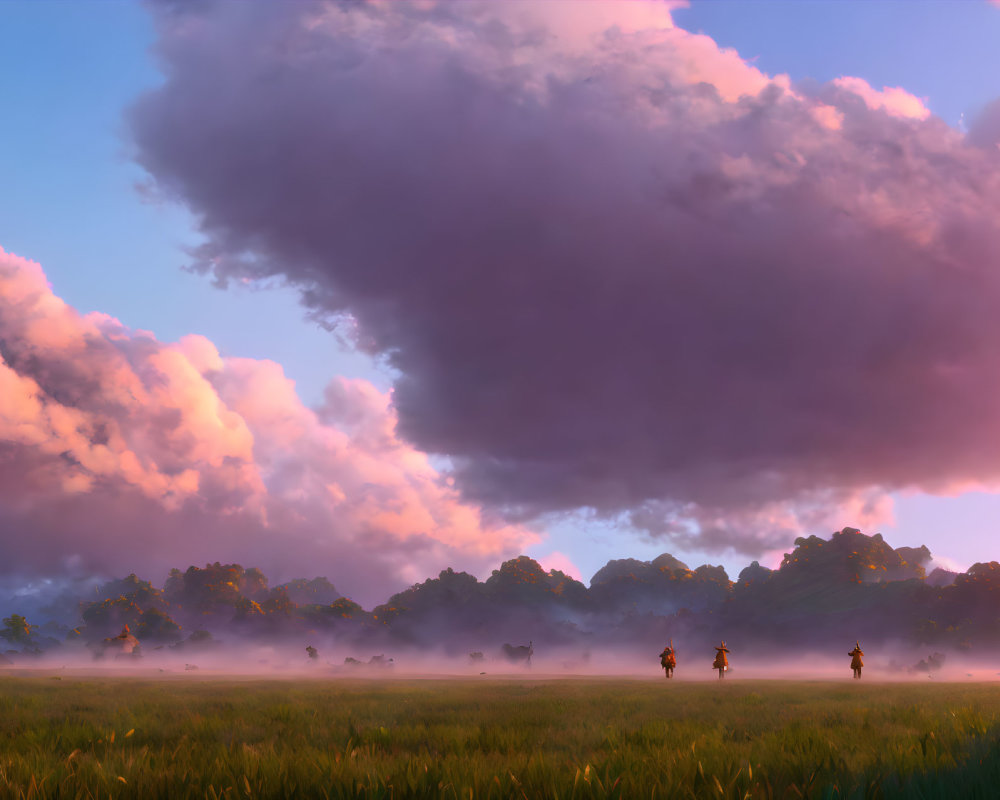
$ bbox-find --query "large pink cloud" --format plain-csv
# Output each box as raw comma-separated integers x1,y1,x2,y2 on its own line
0,248,537,602
129,1,1000,557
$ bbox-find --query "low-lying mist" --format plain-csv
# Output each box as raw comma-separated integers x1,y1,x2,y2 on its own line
6,528,1000,684
7,639,1000,683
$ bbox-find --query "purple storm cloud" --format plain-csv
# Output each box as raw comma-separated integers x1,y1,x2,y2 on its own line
130,1,1000,555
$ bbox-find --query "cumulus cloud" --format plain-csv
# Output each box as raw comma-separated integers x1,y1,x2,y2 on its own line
831,77,930,120
130,1,1000,556
0,248,536,603
968,97,1000,151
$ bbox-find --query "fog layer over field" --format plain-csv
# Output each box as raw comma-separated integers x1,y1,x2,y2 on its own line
5,527,1000,687
7,639,1000,684
4,527,1000,685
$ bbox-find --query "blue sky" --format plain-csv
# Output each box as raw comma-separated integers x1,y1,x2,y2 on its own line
3,1,1000,584
0,1,391,403
675,0,1000,129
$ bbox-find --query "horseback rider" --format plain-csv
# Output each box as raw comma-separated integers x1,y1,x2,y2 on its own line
659,639,676,678
712,641,729,679
848,641,864,679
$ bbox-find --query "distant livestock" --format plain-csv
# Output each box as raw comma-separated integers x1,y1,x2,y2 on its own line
344,654,394,670
501,641,533,666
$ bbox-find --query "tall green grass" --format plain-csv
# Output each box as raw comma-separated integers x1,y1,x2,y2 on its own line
1,677,999,798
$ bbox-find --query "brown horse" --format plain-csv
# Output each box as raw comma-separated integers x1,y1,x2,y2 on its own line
848,641,864,679
659,639,676,678
712,641,729,679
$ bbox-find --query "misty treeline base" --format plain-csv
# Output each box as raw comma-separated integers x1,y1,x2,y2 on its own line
2,528,995,659
1,678,1000,799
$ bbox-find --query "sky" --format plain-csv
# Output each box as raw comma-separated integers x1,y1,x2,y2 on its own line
3,1,1000,604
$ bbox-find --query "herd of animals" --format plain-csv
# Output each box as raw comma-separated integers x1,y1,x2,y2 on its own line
329,639,874,679
659,640,868,680
90,628,884,680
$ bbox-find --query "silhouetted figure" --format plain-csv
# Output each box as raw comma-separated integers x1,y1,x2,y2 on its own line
659,639,676,678
848,641,864,679
712,641,729,679
306,645,318,661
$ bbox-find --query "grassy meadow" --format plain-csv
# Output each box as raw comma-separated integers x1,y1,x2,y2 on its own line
1,675,1000,798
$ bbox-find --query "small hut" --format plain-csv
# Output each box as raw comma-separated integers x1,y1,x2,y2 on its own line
101,626,141,658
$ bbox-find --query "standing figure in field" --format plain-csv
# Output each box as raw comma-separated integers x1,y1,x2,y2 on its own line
848,641,864,679
659,640,676,679
712,641,729,680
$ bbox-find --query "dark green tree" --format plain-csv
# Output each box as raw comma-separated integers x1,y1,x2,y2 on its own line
136,608,183,642
1,614,35,645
